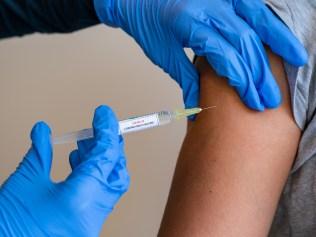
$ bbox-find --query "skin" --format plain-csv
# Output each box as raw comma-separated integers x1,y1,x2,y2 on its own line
158,50,301,237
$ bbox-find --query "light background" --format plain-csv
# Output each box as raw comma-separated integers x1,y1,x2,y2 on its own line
0,26,189,236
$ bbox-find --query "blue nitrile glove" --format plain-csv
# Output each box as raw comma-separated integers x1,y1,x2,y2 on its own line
0,105,130,237
94,0,308,112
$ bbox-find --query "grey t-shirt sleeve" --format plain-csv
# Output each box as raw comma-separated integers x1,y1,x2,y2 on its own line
262,1,316,236
265,0,316,130
265,0,316,172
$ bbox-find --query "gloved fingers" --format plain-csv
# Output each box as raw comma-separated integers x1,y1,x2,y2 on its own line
78,105,120,162
106,137,130,192
235,0,308,66
69,136,96,170
70,105,122,182
21,122,53,177
68,140,127,196
92,105,119,142
106,157,130,193
164,45,200,119
68,106,117,167
76,138,95,161
208,11,281,108
82,154,130,214
69,150,81,170
205,53,263,111
189,25,263,111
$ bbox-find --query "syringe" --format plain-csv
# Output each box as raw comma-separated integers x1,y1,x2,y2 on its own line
53,106,216,145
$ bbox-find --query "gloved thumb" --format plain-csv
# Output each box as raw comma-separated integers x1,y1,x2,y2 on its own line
22,122,53,178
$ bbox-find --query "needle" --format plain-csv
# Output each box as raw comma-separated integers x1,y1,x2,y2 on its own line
201,106,216,110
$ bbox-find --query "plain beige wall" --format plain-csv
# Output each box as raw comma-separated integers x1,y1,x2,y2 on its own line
0,26,189,236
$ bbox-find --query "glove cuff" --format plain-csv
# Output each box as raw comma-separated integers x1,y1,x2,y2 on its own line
93,0,118,27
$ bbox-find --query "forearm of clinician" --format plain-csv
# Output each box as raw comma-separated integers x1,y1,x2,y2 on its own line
0,0,99,39
158,51,301,237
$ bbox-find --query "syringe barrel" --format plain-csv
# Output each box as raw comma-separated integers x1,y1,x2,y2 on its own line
53,111,173,144
119,111,172,134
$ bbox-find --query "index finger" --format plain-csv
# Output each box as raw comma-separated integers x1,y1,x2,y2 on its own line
235,0,308,66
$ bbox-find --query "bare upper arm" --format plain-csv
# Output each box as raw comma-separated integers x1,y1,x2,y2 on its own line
158,50,301,237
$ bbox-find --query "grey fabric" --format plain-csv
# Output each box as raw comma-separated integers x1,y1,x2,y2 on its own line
263,0,316,236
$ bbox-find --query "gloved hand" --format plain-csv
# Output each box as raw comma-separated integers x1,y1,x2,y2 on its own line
0,105,129,237
94,0,308,113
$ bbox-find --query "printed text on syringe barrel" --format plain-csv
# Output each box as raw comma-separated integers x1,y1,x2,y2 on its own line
119,114,160,134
